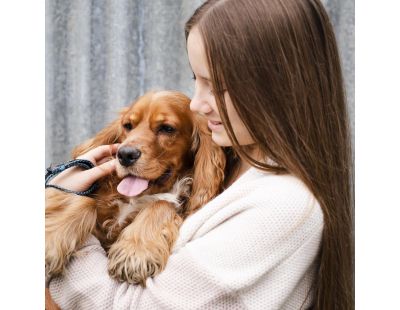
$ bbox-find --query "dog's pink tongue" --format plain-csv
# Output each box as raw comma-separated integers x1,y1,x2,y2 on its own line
117,176,149,197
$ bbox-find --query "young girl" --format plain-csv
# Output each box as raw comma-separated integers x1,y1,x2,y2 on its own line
47,0,353,309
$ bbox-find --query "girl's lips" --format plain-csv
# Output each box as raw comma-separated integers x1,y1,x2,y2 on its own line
208,120,223,131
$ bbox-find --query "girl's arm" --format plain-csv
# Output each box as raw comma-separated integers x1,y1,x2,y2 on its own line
49,183,323,310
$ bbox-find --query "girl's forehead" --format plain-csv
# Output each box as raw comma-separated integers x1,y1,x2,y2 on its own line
187,29,210,75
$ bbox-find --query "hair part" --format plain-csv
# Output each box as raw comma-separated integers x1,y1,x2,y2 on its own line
186,0,354,309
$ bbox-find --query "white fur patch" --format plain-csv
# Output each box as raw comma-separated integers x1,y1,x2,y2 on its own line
115,200,139,225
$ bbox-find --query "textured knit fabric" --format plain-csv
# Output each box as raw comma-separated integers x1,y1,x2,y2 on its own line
49,167,324,310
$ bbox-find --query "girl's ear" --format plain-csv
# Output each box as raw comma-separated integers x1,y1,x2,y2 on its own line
186,113,226,216
72,116,124,159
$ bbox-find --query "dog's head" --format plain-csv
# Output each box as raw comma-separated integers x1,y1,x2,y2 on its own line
73,90,225,214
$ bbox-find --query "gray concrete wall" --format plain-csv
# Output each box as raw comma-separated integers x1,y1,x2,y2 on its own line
46,0,354,166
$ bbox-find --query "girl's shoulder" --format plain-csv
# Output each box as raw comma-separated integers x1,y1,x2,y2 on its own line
178,167,323,245
228,167,324,229
232,167,318,205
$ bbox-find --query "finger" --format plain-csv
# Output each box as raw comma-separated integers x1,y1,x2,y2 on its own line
82,158,117,182
97,156,114,165
78,144,120,162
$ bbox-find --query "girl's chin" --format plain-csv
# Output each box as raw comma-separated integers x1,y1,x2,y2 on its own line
211,131,232,147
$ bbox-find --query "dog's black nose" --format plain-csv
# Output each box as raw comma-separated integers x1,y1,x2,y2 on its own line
117,146,142,167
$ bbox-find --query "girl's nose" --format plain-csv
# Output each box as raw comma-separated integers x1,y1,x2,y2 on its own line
190,92,213,115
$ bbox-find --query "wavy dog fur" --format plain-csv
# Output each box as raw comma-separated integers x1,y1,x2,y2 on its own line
46,91,225,288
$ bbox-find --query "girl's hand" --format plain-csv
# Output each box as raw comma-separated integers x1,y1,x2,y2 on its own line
47,144,120,193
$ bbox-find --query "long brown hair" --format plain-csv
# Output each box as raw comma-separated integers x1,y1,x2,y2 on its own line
185,0,353,309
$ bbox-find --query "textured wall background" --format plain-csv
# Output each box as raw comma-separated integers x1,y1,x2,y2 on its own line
46,0,354,166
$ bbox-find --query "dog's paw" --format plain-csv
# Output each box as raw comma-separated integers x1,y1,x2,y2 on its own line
107,238,168,286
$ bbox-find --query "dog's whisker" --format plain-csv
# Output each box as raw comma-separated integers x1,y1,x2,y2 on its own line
154,150,167,161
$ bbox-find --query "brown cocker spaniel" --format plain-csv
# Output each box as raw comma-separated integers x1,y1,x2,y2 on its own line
45,90,226,287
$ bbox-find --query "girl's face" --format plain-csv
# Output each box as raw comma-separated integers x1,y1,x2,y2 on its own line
187,27,255,147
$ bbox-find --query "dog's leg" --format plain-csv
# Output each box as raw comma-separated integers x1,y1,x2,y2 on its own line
45,189,97,279
107,200,182,286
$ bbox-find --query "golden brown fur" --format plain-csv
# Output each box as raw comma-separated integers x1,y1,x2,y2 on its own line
45,91,225,293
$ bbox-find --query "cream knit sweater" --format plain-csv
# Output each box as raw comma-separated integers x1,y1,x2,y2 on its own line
50,167,323,310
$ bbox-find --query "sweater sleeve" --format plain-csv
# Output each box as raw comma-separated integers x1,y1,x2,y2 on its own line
182,187,324,309
49,176,323,310
49,235,245,310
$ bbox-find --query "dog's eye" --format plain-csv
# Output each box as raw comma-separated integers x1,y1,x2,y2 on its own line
123,123,133,131
158,124,176,134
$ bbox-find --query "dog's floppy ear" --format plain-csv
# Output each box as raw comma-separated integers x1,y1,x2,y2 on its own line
71,109,127,158
185,113,226,216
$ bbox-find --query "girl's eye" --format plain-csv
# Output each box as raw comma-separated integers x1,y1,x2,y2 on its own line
192,74,215,96
158,124,176,134
123,123,133,131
